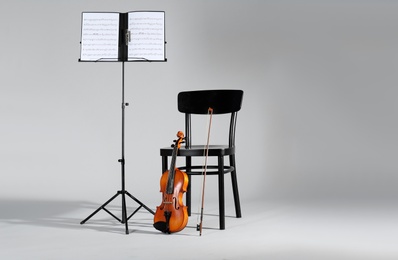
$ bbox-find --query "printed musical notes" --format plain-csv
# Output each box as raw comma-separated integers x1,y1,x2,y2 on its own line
80,13,119,61
128,12,165,61
79,11,165,62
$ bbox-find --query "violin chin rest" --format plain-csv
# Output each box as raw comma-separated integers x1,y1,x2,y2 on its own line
154,221,169,233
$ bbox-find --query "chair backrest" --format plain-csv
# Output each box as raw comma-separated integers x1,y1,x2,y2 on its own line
177,89,244,148
178,89,243,115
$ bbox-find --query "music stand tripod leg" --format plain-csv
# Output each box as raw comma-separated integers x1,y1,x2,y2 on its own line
126,191,155,215
80,192,120,224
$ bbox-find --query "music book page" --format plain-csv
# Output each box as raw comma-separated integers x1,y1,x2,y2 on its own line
80,12,119,61
128,11,165,61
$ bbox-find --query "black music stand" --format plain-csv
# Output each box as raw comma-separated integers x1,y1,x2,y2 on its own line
79,11,166,234
80,61,155,234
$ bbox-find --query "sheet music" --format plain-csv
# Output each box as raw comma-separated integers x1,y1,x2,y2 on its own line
80,13,119,61
128,12,165,61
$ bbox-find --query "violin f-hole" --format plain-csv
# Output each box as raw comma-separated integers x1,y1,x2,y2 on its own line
173,196,179,210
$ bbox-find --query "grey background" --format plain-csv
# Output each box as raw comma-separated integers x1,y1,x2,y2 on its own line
1,0,397,205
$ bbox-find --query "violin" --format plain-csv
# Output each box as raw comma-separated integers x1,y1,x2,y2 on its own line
154,131,189,233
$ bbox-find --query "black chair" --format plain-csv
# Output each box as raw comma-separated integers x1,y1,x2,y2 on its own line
160,89,243,230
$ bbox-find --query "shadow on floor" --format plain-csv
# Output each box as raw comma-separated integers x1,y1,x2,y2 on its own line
0,198,157,234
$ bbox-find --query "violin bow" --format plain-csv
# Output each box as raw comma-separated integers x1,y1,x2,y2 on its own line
197,107,213,236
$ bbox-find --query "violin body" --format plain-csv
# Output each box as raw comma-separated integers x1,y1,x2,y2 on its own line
154,168,188,233
154,131,189,234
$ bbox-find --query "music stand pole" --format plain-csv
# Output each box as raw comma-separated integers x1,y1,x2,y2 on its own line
81,61,155,235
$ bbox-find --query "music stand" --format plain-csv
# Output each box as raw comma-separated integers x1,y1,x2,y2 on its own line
78,11,166,234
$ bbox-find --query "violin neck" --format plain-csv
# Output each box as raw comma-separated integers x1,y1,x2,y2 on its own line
166,142,179,194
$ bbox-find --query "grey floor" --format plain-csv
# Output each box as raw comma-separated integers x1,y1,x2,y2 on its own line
1,198,397,260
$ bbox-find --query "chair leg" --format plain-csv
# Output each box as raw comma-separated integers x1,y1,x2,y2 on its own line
161,156,168,173
186,156,192,216
218,156,225,230
230,155,242,218
187,175,192,216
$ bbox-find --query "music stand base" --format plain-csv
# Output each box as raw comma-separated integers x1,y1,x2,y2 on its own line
80,190,155,234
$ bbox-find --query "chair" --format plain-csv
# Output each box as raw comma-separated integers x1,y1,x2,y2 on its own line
160,89,243,230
